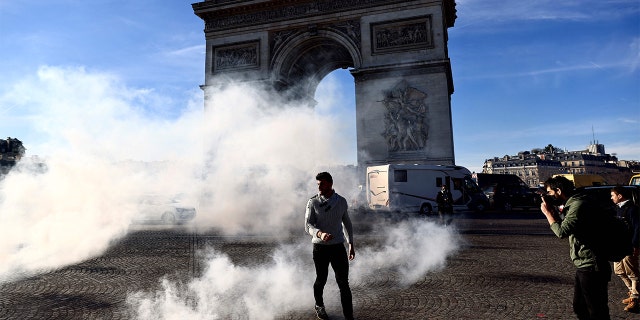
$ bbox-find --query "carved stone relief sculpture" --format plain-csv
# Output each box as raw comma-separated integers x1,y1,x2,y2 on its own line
371,16,432,54
380,81,429,152
214,42,259,72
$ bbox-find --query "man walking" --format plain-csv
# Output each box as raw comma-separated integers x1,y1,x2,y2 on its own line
540,176,611,319
611,186,640,313
305,172,355,320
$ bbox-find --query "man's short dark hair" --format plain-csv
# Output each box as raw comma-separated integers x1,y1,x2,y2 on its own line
544,176,575,195
316,172,333,184
611,185,632,200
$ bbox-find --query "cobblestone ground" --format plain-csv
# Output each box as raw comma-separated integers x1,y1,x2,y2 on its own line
0,211,636,320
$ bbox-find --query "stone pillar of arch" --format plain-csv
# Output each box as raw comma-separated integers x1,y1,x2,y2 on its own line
193,0,457,166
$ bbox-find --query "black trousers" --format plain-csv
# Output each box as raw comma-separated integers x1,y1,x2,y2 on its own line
313,243,353,319
574,266,611,320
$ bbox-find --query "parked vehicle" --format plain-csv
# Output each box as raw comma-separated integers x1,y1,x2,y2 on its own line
630,174,640,186
134,195,197,225
553,174,607,188
474,173,538,211
366,164,488,215
578,185,640,210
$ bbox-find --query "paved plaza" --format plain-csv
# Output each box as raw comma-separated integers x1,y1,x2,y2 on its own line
0,211,637,320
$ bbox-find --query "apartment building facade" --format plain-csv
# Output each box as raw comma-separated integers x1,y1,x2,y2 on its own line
483,143,638,187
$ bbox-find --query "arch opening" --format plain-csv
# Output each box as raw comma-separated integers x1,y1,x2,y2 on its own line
314,68,357,165
275,37,355,102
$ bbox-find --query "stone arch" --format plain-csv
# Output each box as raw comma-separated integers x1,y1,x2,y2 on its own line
270,29,362,100
193,0,458,167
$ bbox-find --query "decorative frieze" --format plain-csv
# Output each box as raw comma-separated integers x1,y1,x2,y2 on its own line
371,16,432,55
199,0,406,31
213,41,260,72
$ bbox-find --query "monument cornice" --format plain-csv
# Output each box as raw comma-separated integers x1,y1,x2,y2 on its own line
193,0,456,32
351,60,451,78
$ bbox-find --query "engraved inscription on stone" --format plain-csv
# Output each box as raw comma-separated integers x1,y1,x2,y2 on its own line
214,42,259,72
371,16,432,54
381,81,429,152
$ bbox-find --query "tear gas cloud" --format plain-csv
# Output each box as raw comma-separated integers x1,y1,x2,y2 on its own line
0,66,205,281
130,222,459,320
129,242,314,320
0,66,460,319
0,66,354,281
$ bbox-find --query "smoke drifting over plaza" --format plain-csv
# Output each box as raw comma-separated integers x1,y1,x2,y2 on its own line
129,222,458,319
0,66,459,318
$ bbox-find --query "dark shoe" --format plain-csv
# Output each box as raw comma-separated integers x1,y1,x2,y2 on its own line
624,298,639,312
315,305,329,320
622,291,633,304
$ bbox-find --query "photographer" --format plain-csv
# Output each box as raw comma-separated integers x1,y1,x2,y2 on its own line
540,176,611,319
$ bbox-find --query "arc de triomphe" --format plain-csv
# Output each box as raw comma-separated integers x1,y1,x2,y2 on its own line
192,0,457,167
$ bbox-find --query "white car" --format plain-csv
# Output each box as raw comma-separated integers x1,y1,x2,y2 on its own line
135,195,196,225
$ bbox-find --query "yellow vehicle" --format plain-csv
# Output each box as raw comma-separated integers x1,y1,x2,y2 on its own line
630,174,640,186
553,174,607,188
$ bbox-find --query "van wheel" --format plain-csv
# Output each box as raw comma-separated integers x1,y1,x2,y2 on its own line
503,202,513,212
419,203,433,215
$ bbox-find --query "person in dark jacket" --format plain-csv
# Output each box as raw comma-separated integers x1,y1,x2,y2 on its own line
611,186,640,313
436,184,453,225
541,176,611,320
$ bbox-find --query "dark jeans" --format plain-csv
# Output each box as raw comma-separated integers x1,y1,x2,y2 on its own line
574,266,611,320
313,243,353,319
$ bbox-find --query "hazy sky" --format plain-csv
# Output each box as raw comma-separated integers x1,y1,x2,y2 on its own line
1,0,639,173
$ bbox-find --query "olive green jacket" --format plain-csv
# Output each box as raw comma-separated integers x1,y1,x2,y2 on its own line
549,193,602,269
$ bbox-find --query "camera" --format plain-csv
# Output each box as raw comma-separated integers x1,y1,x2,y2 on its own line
541,194,554,205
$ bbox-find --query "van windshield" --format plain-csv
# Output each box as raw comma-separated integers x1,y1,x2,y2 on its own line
463,176,483,194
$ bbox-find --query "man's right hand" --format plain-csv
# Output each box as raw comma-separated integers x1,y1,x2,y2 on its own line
318,231,334,242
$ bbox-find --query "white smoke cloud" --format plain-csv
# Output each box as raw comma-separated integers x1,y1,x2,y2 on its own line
0,66,459,319
0,66,205,281
352,219,459,285
129,242,314,320
0,65,355,281
128,219,459,319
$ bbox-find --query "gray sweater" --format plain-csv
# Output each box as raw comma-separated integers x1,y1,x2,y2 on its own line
305,192,353,245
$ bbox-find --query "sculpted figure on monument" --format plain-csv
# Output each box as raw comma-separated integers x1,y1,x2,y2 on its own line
380,82,428,152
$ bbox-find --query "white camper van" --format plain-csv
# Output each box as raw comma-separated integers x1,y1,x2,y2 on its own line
366,164,488,214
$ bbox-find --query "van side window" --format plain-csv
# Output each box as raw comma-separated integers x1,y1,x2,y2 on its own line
436,177,443,187
394,170,407,182
452,178,462,190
